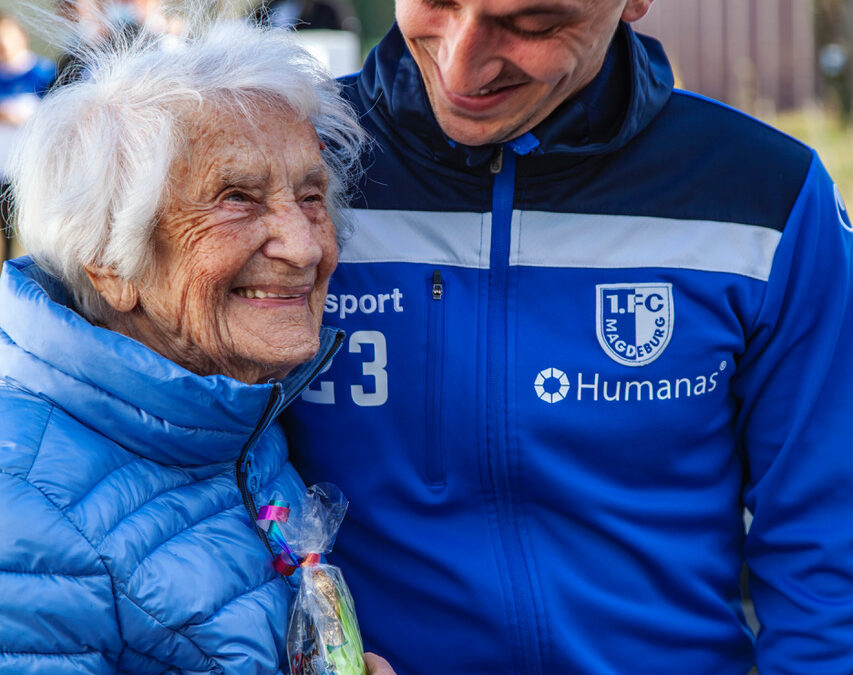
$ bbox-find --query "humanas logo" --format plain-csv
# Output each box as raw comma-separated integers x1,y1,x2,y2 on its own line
534,361,727,404
325,288,404,320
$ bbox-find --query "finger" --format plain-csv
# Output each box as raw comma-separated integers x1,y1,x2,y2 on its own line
363,652,396,675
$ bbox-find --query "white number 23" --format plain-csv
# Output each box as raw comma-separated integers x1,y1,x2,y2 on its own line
301,330,388,407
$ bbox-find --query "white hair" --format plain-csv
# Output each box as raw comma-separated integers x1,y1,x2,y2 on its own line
9,11,366,323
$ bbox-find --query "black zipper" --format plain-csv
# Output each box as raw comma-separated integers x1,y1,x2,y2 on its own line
426,270,446,486
490,145,504,174
236,385,282,555
235,330,346,556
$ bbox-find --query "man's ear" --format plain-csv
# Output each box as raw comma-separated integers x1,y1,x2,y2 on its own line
622,0,654,23
83,265,139,313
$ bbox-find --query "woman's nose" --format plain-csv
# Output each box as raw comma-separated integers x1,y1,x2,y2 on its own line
261,206,324,268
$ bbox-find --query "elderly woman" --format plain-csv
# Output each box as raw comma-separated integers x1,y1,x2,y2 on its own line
0,16,393,675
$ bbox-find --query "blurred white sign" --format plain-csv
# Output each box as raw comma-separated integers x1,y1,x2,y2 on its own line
291,29,361,78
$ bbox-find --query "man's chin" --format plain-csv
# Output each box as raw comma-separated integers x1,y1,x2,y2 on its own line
433,104,545,147
435,116,515,147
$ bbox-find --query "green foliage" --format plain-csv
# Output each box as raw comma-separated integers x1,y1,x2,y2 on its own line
351,0,393,45
770,108,853,202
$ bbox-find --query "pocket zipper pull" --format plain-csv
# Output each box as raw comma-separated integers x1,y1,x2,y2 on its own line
432,270,444,300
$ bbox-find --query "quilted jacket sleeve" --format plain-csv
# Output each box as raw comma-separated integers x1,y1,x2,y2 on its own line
0,467,122,674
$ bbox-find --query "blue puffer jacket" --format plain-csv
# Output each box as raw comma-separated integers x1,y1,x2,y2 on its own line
0,257,343,674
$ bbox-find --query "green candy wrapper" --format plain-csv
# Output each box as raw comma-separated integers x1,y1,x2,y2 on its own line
267,483,366,675
288,563,365,675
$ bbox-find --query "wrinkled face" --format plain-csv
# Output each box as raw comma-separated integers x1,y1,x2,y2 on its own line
396,0,644,146
135,101,337,383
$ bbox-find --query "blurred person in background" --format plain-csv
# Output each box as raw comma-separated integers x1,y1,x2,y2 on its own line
249,0,362,84
251,0,358,32
55,0,177,85
0,13,55,262
0,14,55,121
283,0,853,673
0,14,394,675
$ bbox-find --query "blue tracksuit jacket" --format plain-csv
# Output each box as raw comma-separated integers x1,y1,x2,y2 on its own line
284,23,853,674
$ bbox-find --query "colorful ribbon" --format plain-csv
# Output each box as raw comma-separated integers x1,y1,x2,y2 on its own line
257,500,320,576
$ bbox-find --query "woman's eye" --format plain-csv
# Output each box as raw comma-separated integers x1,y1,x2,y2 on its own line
303,194,324,204
224,191,249,203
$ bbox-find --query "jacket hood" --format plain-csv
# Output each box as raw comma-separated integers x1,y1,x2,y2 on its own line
354,22,674,169
0,257,343,466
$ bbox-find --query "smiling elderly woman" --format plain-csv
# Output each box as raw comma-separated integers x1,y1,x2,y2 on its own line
0,17,393,675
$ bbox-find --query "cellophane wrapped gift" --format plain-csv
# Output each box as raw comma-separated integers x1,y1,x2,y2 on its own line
258,483,366,675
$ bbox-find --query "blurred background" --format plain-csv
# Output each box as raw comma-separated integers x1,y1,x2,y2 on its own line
637,0,853,202
2,0,853,259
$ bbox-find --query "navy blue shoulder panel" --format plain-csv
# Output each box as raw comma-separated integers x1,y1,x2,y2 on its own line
340,77,495,213
344,70,814,232
346,136,495,212
516,91,813,231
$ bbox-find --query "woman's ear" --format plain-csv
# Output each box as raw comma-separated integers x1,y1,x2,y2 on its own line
83,265,139,313
622,0,654,23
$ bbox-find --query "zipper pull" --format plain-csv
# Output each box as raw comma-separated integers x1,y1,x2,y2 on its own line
431,270,444,300
243,450,260,494
489,145,504,174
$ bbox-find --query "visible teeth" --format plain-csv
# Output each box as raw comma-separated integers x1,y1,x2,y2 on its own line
477,88,493,96
235,288,298,299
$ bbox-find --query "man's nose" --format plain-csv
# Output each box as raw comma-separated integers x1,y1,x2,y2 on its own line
261,204,324,268
437,15,503,94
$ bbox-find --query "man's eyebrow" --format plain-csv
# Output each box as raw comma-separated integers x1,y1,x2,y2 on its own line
504,3,584,18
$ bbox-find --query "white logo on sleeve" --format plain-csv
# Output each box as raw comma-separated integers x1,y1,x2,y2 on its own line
834,184,853,233
596,283,674,366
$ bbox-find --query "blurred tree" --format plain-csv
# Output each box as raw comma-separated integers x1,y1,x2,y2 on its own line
816,0,853,123
351,0,392,51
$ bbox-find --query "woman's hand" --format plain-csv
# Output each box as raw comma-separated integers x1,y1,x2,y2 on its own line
364,652,396,674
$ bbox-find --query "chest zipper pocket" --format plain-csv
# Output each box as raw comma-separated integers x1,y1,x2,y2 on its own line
426,270,446,487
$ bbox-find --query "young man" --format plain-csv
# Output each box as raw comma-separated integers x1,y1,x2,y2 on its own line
285,1,853,672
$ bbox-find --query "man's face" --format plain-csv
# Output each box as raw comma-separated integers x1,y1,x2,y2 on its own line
396,0,648,146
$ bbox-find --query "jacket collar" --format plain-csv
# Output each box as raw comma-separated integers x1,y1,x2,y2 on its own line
356,22,674,170
0,257,343,466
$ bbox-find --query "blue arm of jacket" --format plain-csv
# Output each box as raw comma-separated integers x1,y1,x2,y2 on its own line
0,392,121,673
736,153,853,672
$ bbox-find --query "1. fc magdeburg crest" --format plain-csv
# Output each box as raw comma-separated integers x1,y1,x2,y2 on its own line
596,283,674,366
